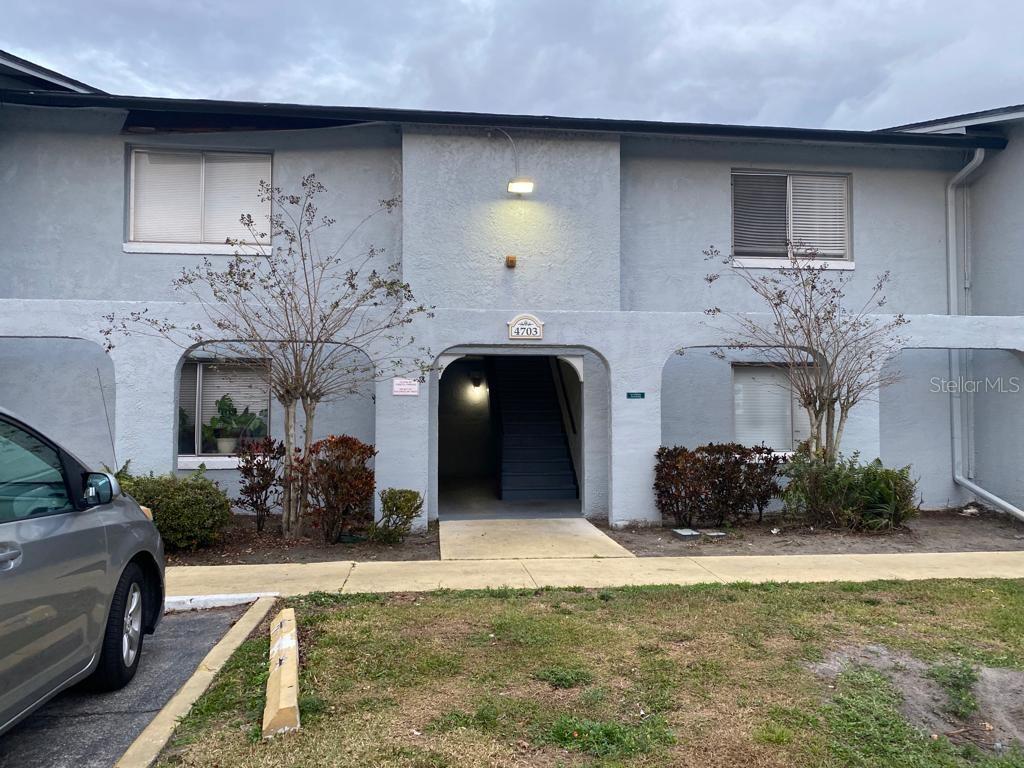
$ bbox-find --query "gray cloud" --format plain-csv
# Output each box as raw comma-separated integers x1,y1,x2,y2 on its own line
3,0,1022,130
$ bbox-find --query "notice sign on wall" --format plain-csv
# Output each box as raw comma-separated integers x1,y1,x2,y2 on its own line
392,378,420,396
507,313,544,340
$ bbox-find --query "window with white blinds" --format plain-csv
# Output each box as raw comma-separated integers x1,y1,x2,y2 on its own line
733,366,811,451
732,171,850,259
177,359,270,456
131,150,271,245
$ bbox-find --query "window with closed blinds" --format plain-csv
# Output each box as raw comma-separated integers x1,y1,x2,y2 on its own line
733,366,810,451
177,359,270,456
731,171,851,260
178,361,198,455
732,173,788,257
130,150,271,244
790,175,849,256
199,363,270,428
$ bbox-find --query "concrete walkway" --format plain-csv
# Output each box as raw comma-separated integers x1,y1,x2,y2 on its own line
166,550,1024,597
439,518,635,560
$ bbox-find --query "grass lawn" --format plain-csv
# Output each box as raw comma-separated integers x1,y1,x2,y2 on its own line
157,579,1024,768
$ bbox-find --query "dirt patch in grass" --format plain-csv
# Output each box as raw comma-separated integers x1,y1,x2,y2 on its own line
810,644,1024,753
158,580,1024,768
166,514,440,565
604,507,1024,558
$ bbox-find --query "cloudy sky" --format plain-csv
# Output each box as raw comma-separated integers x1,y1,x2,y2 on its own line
3,0,1022,130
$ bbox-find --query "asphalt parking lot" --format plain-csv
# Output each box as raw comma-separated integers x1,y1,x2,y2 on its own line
0,605,247,768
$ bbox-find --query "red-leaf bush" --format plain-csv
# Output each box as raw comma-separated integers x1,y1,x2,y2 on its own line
653,443,782,528
304,435,376,543
236,438,285,533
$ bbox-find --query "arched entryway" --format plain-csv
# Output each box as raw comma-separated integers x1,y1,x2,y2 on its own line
433,347,608,521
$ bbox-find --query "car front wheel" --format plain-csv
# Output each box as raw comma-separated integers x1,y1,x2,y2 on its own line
88,562,145,691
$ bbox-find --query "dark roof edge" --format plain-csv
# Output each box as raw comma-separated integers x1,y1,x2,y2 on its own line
885,103,1024,132
0,50,105,94
0,89,1007,150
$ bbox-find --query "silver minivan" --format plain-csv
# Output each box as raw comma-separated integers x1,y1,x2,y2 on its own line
0,409,164,736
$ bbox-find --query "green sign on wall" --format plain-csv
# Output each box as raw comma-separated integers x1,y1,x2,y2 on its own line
626,392,645,399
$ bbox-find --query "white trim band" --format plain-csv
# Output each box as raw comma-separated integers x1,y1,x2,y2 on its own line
177,455,240,470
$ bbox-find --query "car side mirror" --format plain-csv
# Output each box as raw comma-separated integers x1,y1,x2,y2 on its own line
84,472,120,506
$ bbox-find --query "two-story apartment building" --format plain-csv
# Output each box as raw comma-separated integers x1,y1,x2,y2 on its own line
2,56,1023,530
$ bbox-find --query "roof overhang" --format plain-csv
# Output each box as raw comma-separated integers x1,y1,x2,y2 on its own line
885,104,1024,135
0,89,1007,150
0,50,103,94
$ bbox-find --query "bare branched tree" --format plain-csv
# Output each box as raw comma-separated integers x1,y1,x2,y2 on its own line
701,245,908,461
104,174,432,537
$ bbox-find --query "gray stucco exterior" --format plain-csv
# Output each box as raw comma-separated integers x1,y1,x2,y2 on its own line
2,97,1023,529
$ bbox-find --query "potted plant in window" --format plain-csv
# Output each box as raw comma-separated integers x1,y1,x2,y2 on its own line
209,394,242,454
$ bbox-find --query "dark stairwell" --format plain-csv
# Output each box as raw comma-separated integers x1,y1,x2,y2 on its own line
490,356,579,501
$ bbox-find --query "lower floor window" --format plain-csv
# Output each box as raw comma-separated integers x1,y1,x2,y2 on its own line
733,365,810,451
178,359,270,456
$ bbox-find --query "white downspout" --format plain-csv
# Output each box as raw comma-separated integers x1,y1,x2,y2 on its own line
944,150,1024,522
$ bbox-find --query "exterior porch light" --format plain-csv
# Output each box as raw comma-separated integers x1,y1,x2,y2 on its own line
495,128,535,195
507,176,535,195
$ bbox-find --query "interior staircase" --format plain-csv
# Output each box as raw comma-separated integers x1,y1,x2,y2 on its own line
489,356,579,501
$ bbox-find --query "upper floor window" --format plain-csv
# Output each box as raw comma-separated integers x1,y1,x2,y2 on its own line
178,359,270,457
732,171,851,260
130,149,271,245
733,365,811,452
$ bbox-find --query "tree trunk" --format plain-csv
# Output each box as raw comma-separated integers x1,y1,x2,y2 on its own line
834,407,850,459
281,400,298,539
824,403,837,462
297,397,318,535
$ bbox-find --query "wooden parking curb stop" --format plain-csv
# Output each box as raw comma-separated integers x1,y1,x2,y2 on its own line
261,607,301,738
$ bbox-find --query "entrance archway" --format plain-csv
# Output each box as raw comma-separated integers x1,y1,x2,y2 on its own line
436,353,586,519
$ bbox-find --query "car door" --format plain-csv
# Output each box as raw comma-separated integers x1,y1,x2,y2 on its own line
0,417,109,730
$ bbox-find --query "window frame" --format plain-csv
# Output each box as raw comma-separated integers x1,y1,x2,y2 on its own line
731,364,809,454
730,169,853,266
176,358,272,461
127,147,273,249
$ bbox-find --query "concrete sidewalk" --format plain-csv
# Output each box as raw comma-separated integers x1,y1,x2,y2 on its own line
166,550,1024,597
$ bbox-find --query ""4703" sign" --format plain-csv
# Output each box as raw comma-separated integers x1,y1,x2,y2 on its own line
507,313,544,340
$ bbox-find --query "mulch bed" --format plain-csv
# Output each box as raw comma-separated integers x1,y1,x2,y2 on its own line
165,513,440,565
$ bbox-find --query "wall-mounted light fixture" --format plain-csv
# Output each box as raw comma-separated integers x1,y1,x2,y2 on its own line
469,370,484,388
495,128,535,196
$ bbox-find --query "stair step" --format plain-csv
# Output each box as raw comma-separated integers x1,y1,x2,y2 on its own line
502,473,576,490
503,435,566,448
503,422,564,436
503,445,570,460
503,459,573,473
502,487,579,501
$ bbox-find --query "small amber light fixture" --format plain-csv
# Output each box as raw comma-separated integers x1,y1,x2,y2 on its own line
507,176,535,195
505,254,517,268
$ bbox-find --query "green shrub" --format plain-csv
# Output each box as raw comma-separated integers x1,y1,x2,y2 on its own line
782,451,918,531
368,488,423,544
121,470,232,550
